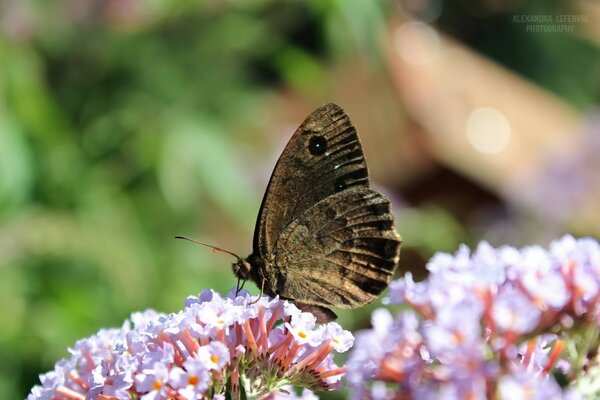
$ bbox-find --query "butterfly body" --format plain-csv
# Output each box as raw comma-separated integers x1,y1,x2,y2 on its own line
233,103,401,322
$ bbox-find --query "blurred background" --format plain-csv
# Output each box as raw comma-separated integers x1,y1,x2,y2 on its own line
1,0,599,398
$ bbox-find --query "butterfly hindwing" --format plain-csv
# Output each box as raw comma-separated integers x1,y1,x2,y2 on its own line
273,187,401,309
253,104,369,258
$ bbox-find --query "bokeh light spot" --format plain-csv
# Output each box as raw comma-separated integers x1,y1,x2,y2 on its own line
466,107,512,154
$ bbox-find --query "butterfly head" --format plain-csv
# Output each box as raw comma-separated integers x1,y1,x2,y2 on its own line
232,258,253,280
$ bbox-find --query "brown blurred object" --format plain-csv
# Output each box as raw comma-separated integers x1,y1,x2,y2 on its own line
388,18,582,188
576,0,600,46
385,18,600,239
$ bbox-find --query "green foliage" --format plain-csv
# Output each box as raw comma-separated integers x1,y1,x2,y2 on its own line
0,2,391,397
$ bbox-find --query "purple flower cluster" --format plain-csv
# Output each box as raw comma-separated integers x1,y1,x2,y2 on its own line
508,113,600,223
28,289,353,400
347,235,600,399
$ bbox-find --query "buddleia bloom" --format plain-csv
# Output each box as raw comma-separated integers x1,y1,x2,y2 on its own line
28,289,352,400
347,235,600,399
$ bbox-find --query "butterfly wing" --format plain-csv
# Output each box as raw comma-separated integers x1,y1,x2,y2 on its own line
253,103,370,258
273,187,401,308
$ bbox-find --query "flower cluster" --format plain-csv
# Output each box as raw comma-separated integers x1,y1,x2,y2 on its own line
509,114,600,223
347,235,600,399
28,289,353,400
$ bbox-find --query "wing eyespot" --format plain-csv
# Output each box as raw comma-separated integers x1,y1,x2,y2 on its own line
325,207,337,219
333,168,369,192
308,135,327,156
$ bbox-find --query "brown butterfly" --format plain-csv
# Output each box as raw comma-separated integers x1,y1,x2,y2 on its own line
227,103,402,322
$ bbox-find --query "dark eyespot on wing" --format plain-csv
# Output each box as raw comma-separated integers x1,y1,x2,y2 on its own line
334,168,369,192
308,136,327,156
325,207,337,219
310,137,360,169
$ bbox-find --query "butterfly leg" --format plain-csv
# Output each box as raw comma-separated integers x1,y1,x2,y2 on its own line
235,277,246,295
248,278,266,305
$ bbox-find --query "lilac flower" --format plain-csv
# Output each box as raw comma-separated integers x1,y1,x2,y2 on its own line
285,314,323,347
506,112,600,223
492,286,541,334
323,323,354,352
423,302,482,360
135,362,171,398
347,235,600,399
196,342,229,371
498,368,563,400
89,357,134,398
28,289,351,399
170,359,210,399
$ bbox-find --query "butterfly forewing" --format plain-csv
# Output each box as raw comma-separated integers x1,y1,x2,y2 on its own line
239,103,402,322
253,103,369,258
273,187,401,308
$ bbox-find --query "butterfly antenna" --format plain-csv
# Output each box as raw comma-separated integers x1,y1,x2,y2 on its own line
174,236,242,261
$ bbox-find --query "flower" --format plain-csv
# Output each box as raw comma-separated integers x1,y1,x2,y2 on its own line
347,235,600,399
507,113,600,223
28,289,352,400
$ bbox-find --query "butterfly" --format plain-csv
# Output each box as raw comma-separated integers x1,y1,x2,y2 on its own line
229,103,402,322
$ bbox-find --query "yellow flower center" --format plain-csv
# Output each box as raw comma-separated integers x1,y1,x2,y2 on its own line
452,331,465,345
298,331,307,339
210,354,220,364
153,380,163,390
188,375,199,385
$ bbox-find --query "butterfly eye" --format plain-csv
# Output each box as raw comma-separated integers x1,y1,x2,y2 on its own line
308,135,327,156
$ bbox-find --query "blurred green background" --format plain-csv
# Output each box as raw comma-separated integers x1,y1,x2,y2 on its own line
1,0,599,398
